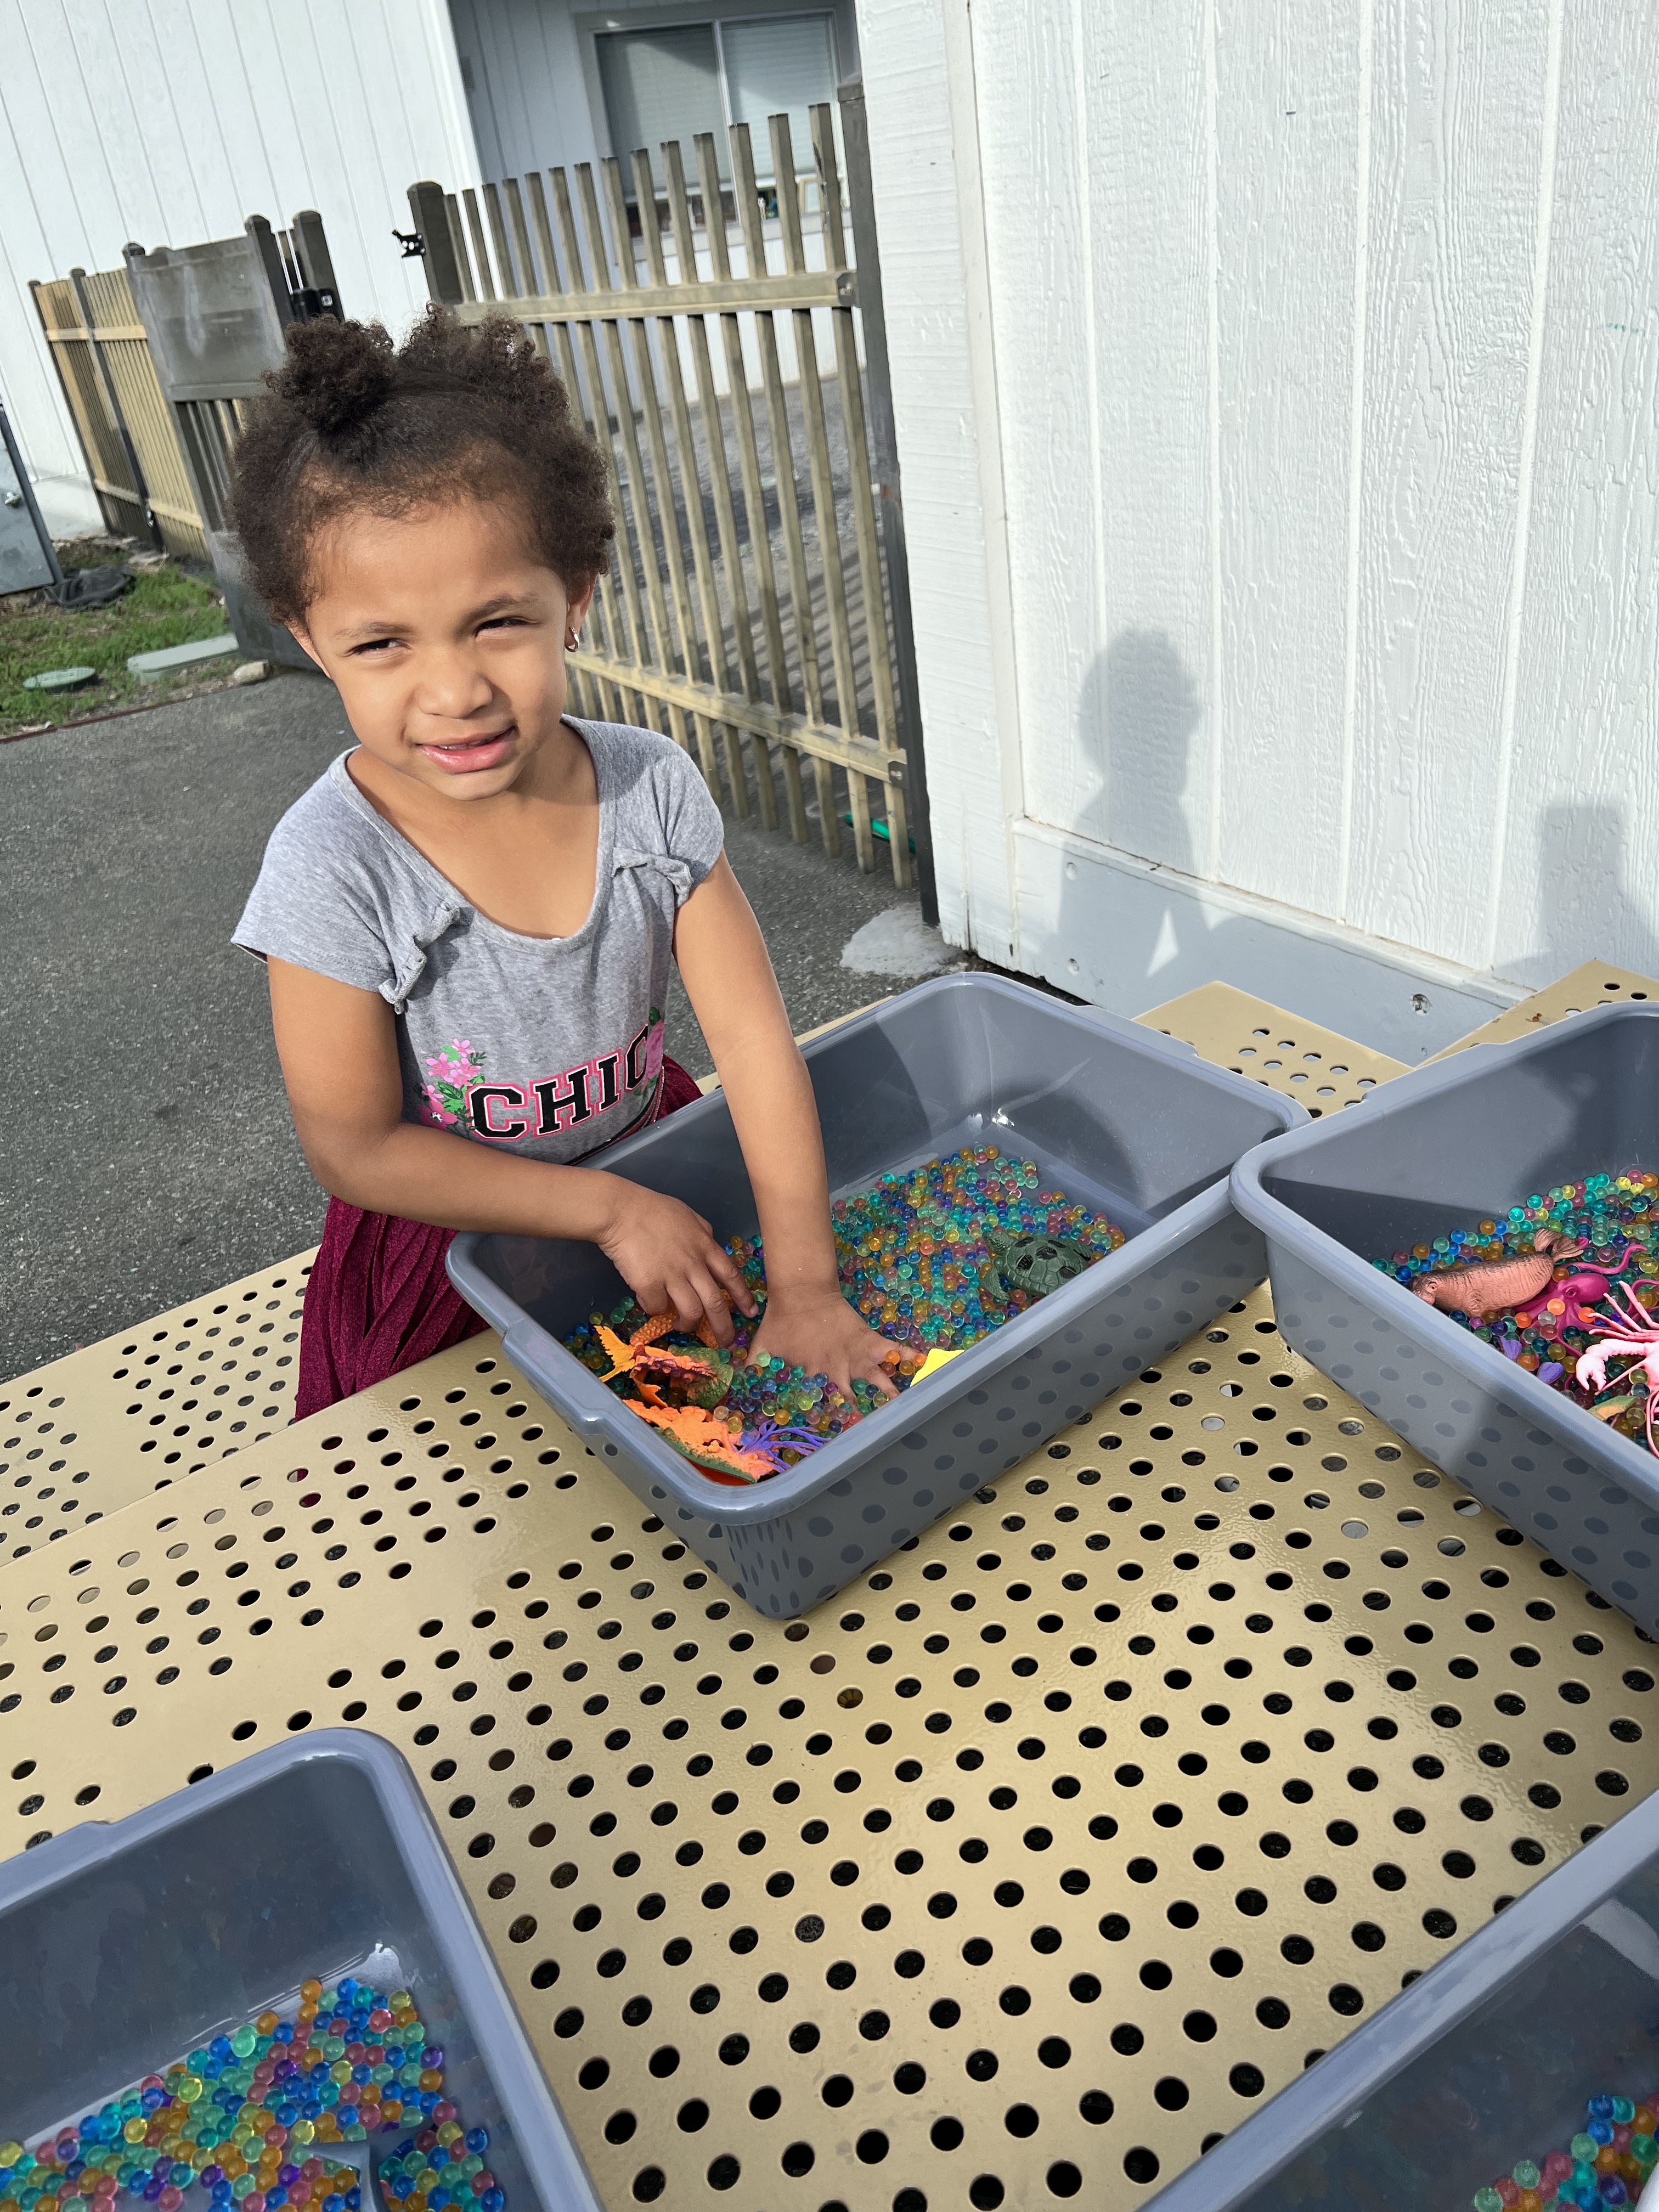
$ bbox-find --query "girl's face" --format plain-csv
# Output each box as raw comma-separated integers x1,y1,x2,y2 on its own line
290,494,596,802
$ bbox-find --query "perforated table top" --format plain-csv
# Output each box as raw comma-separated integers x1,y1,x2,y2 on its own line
5,975,1658,2212
0,1253,313,1573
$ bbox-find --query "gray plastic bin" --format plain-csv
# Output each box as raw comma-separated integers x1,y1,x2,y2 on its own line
0,1729,601,2212
448,973,1305,1616
1144,1780,1659,2211
1230,1002,1659,1634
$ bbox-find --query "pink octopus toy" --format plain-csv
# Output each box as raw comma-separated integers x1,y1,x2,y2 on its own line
1577,1285,1659,1453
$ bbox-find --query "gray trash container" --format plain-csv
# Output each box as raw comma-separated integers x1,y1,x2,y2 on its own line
449,973,1305,1616
1143,1778,1659,2210
0,1730,601,2212
1230,1003,1659,1632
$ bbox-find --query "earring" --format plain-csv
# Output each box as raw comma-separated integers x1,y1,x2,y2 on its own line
566,628,582,651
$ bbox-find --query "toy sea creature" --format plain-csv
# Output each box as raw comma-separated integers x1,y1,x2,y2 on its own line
979,1231,1093,1308
631,1403,780,1482
597,1317,733,1408
1577,1286,1659,1454
599,1297,729,1364
1413,1228,1585,1317
736,1418,833,1473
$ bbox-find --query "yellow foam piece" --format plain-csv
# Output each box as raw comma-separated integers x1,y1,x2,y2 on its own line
913,1347,965,1383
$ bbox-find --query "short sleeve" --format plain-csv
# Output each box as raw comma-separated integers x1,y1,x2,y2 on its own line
232,799,394,996
653,736,725,899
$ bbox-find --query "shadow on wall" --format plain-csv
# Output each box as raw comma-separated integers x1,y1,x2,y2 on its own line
1059,670,1659,1022
1059,627,1250,1002
1088,627,1203,875
1502,803,1659,991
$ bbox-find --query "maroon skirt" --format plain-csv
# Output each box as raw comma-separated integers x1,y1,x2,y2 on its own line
295,1055,704,1420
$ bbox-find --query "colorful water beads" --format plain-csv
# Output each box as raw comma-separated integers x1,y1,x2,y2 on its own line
1472,2089,1659,2208
831,1148,1124,1353
565,1147,1126,1477
0,1979,499,2212
1374,1170,1659,1453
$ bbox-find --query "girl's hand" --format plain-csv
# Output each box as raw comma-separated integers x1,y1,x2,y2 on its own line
596,1179,757,1345
753,1286,900,1405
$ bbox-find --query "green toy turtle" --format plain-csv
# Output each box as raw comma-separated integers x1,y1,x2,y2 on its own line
980,1231,1093,1307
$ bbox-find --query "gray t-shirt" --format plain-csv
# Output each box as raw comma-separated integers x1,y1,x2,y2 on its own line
233,718,724,1164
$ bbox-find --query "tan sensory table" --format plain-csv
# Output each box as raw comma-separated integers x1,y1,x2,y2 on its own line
5,964,1658,2211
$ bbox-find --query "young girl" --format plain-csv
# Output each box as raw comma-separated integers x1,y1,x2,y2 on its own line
229,309,896,1420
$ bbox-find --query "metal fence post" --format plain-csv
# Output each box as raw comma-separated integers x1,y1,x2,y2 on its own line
837,73,938,926
245,216,296,334
289,210,341,313
67,266,163,551
408,182,467,306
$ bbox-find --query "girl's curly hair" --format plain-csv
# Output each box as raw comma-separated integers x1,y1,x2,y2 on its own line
228,307,614,621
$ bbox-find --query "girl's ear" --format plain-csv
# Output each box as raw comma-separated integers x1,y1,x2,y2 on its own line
567,574,598,633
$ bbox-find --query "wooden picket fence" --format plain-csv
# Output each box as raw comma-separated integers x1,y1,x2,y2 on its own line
30,263,207,560
409,103,913,883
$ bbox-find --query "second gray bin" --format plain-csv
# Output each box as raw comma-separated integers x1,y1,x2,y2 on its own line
449,974,1304,1616
0,1730,601,2212
1231,1002,1659,1635
1144,1779,1659,2210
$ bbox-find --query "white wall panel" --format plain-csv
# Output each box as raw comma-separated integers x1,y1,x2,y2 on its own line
859,0,1659,1019
1344,0,1551,970
0,0,477,509
979,0,1218,883
859,0,1022,959
1212,0,1363,916
1493,4,1659,990
449,0,597,190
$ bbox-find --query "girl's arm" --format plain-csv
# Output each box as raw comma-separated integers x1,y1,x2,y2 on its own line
264,957,754,1338
674,856,898,1401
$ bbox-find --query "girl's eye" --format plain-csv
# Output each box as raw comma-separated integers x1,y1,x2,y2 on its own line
351,637,398,656
479,616,524,634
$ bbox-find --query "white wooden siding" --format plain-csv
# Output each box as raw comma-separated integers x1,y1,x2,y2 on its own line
449,0,599,187
861,0,1659,1013
0,0,477,512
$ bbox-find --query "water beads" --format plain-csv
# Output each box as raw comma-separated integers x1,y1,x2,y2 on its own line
563,1148,1126,1476
1471,2088,1659,2208
0,1979,500,2212
1373,1170,1659,1454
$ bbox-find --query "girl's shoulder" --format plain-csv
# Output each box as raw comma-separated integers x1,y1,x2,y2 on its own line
573,716,724,865
259,751,412,878
573,715,702,793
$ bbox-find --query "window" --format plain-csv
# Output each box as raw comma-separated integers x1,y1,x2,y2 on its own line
596,12,838,193
721,15,838,178
597,26,725,193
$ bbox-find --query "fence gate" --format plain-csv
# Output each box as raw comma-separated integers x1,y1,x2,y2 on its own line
408,92,932,898
122,215,341,665
31,263,205,560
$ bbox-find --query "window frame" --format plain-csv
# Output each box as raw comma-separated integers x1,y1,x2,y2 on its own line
575,0,855,188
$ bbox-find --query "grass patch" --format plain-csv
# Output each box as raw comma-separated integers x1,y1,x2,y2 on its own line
0,540,234,736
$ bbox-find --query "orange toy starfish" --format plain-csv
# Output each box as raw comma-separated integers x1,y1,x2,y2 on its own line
631,1402,775,1483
